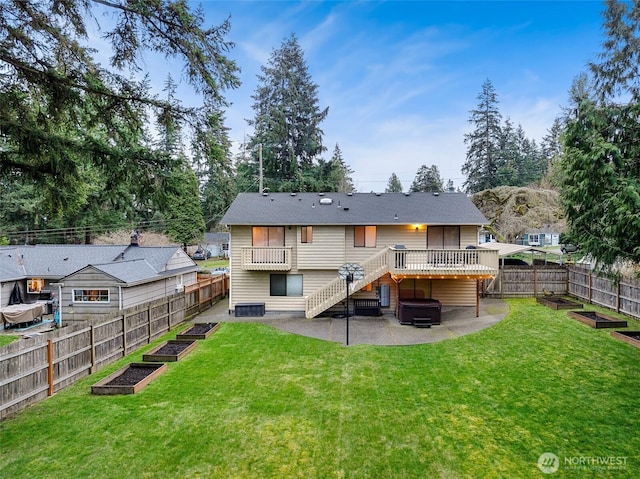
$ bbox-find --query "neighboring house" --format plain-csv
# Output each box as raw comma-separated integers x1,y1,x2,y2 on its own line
220,192,499,318
520,229,560,247
0,242,198,323
203,232,230,258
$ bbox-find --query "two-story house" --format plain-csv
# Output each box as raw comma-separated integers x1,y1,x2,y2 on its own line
220,191,499,319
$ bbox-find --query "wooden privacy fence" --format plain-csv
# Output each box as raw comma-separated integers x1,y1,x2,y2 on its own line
0,274,227,419
484,265,568,298
568,264,640,319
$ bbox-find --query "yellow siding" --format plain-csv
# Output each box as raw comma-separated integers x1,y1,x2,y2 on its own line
460,225,480,248
297,226,345,269
228,224,481,312
432,279,477,306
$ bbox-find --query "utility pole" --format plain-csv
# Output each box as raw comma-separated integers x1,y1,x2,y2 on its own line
258,143,263,193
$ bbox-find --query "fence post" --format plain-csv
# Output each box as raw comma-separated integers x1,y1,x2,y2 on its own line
588,271,593,304
122,315,127,356
47,339,54,396
617,281,621,313
90,324,96,373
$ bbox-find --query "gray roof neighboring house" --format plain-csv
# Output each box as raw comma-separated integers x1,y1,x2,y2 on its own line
0,245,197,283
204,232,229,243
220,192,489,226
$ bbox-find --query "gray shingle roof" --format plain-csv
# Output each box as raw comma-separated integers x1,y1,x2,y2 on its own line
220,192,488,226
0,245,196,282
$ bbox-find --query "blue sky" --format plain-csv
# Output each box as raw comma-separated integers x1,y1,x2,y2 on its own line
188,1,607,191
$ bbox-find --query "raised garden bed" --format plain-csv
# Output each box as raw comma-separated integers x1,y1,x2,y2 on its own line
537,296,583,310
176,322,220,340
568,310,628,329
611,331,640,349
142,339,198,362
91,362,167,395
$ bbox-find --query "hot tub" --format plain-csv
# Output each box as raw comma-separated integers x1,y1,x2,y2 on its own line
397,299,442,326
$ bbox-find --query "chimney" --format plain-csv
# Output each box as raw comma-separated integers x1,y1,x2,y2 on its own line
130,231,139,247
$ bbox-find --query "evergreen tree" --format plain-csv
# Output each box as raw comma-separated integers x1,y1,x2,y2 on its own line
0,0,239,219
496,118,519,186
195,106,236,229
385,173,403,193
561,0,640,272
462,79,503,193
155,78,205,245
247,34,329,192
326,144,355,193
410,165,444,192
540,118,566,189
590,0,640,102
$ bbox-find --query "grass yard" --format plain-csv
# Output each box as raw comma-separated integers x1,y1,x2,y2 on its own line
1,298,639,478
0,334,18,347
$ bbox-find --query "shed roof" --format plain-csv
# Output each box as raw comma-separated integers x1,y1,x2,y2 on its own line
220,192,488,226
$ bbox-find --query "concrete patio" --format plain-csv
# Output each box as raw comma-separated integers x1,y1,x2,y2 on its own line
194,297,509,346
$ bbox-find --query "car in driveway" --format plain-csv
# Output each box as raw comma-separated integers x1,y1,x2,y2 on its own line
192,250,207,260
561,244,579,254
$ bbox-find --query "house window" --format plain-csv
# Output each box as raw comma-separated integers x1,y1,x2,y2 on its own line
270,274,303,296
252,226,285,246
27,278,45,293
427,226,460,249
73,289,110,302
301,226,313,244
252,226,285,263
354,226,376,247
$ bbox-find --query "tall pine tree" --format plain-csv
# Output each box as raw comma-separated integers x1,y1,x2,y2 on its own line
385,173,403,193
410,165,444,192
561,0,640,272
247,34,329,192
462,79,503,193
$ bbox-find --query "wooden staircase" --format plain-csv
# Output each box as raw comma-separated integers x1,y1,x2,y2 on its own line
304,248,390,318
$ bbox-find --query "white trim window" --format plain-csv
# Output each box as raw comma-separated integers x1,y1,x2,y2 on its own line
73,289,110,302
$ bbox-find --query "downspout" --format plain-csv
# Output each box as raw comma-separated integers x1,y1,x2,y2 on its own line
227,226,233,314
118,286,123,311
57,283,63,327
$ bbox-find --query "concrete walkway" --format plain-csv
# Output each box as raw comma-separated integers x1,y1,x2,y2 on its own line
194,298,509,346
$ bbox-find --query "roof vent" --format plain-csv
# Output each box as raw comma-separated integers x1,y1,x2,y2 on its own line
290,192,296,196
319,197,333,205
262,192,268,196
347,192,353,196
343,207,349,211
318,192,325,196
433,192,440,196
404,192,410,196
375,193,381,197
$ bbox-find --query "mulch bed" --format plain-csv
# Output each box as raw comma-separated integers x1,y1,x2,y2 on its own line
176,322,220,340
105,364,163,387
568,310,628,329
152,341,194,355
188,323,217,334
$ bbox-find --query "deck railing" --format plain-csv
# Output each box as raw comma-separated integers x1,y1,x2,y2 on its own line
388,248,498,277
240,247,293,271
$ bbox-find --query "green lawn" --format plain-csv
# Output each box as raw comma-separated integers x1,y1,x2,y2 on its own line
1,299,639,478
0,334,18,347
